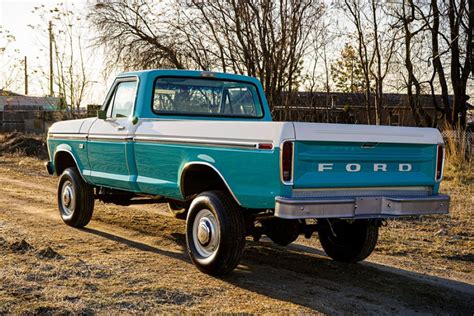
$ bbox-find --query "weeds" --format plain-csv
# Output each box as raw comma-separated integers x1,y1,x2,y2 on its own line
442,124,473,185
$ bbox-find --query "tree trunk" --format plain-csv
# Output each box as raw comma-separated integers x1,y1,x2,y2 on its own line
430,0,451,125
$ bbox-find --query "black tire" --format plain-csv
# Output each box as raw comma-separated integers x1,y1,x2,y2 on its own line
186,191,246,276
167,201,188,220
57,167,94,228
262,218,300,246
318,219,378,263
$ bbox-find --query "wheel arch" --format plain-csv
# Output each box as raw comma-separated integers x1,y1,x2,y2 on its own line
53,147,86,181
179,162,241,206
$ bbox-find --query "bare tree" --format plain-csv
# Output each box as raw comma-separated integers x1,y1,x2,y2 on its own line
89,0,325,117
341,0,374,124
446,0,472,127
369,0,396,125
341,0,396,125
305,17,336,123
0,27,21,93
397,0,472,128
89,1,187,71
425,0,451,123
183,0,324,116
31,3,93,110
88,0,471,127
391,0,433,126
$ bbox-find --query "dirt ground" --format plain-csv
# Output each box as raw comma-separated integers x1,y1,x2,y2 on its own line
0,153,473,314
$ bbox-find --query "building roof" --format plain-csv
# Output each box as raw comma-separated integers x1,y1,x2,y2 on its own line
284,91,471,110
0,92,61,111
0,89,22,97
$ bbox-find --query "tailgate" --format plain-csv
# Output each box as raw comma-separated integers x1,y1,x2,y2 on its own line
291,123,441,189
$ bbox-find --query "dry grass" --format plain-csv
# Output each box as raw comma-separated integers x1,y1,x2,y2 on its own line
376,132,473,275
442,124,472,185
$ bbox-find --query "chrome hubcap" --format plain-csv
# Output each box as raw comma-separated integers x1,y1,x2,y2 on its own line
61,180,76,216
63,187,72,207
193,209,219,258
197,220,212,246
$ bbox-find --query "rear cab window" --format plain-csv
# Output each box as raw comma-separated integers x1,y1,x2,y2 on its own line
152,77,264,118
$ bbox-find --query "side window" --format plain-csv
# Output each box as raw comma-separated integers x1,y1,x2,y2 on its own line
108,81,137,118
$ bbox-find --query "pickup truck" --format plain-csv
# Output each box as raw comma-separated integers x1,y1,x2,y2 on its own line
46,69,449,275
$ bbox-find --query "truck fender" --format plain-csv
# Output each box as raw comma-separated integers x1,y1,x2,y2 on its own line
179,161,241,206
53,145,87,182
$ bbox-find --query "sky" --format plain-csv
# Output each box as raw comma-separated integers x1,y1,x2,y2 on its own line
0,0,112,106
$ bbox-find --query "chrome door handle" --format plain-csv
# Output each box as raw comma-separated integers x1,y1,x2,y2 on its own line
117,126,125,131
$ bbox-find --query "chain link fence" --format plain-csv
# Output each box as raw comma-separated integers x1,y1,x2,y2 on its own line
442,129,473,158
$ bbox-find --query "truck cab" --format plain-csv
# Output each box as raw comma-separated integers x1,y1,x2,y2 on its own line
46,69,449,275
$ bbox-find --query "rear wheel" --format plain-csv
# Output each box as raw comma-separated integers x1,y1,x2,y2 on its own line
57,167,94,228
318,219,379,263
186,191,246,275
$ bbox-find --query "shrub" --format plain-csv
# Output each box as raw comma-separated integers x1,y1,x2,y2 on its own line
442,124,472,184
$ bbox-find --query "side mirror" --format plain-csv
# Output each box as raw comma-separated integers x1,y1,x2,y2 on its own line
97,110,107,120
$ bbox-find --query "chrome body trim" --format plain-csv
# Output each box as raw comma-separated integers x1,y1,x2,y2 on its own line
48,133,88,140
134,135,261,149
274,194,450,219
48,133,133,142
88,135,133,142
179,161,242,206
49,133,266,148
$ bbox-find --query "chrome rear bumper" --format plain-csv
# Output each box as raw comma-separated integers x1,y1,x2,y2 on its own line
274,194,450,219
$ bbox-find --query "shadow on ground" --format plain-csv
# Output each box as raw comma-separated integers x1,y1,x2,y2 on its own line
81,226,474,314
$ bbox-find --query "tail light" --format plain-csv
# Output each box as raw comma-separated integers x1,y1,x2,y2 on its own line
281,141,294,184
435,144,445,181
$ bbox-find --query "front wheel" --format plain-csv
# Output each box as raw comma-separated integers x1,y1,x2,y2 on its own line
57,167,94,228
186,191,246,275
318,219,379,263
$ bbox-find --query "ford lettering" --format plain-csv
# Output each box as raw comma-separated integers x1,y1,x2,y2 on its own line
317,163,413,172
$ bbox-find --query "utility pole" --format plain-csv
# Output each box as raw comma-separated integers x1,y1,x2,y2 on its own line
24,56,28,95
48,21,53,97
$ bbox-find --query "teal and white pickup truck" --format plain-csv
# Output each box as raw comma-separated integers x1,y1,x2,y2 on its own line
46,70,449,275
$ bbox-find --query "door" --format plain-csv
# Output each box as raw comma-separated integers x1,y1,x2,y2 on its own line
86,79,138,190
